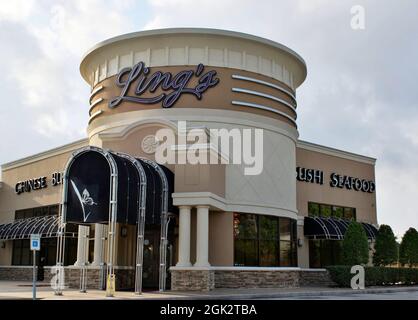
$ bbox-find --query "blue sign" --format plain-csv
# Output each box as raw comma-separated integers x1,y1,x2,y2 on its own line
30,234,41,251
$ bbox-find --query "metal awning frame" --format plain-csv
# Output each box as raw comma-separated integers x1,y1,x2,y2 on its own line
0,215,77,240
304,216,378,241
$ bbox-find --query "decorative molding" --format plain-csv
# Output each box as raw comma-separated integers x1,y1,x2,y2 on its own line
172,192,227,211
231,101,297,127
172,192,298,219
88,85,104,104
87,108,299,143
88,98,104,115
88,110,103,124
80,28,307,91
232,74,296,101
1,139,89,171
232,87,297,114
297,140,376,165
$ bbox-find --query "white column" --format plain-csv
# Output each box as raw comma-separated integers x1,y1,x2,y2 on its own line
74,225,90,266
91,223,106,266
176,206,192,267
194,205,210,267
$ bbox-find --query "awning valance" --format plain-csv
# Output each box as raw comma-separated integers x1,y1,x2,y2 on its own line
304,216,378,240
0,215,77,240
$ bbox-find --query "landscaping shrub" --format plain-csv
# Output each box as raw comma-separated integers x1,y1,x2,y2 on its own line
326,265,418,287
341,221,369,265
399,227,418,267
373,224,398,266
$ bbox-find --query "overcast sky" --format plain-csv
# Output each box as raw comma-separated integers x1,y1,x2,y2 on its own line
0,0,417,238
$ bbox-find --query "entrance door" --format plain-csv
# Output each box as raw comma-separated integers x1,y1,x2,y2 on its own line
142,226,160,289
141,222,176,290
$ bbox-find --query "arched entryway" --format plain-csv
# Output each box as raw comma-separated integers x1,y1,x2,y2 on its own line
55,146,175,295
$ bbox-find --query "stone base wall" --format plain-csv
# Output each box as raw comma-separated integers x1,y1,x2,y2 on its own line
0,266,54,282
171,269,215,291
0,266,135,290
170,268,334,291
299,269,336,287
214,270,299,289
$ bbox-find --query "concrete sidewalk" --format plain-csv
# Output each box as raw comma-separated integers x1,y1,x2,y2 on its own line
0,281,418,300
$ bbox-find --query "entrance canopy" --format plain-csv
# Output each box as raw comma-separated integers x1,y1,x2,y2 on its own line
64,147,175,225
57,146,176,294
0,215,77,240
304,216,378,240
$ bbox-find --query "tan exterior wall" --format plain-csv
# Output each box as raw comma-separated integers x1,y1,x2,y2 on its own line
0,151,77,224
209,212,234,266
89,67,297,128
175,164,225,198
296,224,309,268
295,143,376,268
296,147,377,224
0,141,87,265
0,242,12,265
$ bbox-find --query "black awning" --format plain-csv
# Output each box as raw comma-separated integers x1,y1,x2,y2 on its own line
63,146,176,226
304,216,378,240
0,215,77,240
361,222,378,239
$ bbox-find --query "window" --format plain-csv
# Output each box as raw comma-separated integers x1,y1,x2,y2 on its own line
308,203,320,216
12,205,77,266
307,202,356,268
15,205,58,220
234,214,258,266
332,206,344,218
319,204,332,217
344,207,356,220
309,240,343,268
308,202,356,221
234,213,297,267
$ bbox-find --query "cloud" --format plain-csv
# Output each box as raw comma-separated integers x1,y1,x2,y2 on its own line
142,0,418,238
0,0,138,156
0,0,417,238
0,0,35,22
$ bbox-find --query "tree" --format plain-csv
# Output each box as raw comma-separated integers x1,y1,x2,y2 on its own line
342,221,369,265
373,224,398,266
399,228,418,267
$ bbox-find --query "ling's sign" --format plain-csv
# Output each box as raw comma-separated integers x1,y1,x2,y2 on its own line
109,61,220,109
296,167,376,193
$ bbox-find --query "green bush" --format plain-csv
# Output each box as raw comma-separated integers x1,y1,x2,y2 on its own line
327,265,418,287
373,224,398,266
399,228,418,267
342,221,369,265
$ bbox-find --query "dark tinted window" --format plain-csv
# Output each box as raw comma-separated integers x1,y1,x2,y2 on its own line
308,202,356,221
234,213,297,267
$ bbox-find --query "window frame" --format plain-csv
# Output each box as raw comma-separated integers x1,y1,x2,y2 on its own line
233,213,297,267
308,201,357,221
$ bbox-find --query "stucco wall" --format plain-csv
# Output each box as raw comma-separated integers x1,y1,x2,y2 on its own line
296,146,377,224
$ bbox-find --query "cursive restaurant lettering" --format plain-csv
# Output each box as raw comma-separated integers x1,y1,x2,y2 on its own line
109,61,220,109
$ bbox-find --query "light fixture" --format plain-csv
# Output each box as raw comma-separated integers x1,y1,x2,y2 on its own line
297,238,304,247
121,226,128,237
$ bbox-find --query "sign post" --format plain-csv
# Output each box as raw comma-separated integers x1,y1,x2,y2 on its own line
30,234,41,300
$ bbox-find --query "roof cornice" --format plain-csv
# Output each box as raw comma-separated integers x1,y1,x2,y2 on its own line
297,140,376,165
1,138,89,171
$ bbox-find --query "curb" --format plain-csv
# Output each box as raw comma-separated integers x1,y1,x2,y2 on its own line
145,286,418,300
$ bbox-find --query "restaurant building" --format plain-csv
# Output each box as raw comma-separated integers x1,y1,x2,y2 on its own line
0,28,377,292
